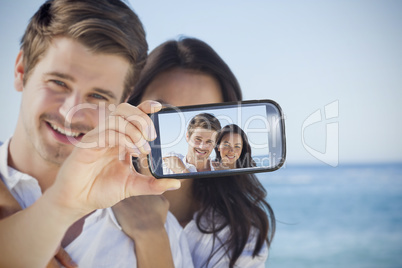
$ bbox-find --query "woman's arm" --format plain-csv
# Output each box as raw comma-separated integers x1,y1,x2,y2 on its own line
0,178,21,218
112,195,175,268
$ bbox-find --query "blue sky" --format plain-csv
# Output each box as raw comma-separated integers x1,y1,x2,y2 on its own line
1,0,401,165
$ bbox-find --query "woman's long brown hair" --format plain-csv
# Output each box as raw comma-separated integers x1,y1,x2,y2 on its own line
128,37,275,267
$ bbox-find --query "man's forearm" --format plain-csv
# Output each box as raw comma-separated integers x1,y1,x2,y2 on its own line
0,189,80,268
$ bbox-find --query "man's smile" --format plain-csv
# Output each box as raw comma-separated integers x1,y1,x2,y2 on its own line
195,148,208,156
46,121,86,143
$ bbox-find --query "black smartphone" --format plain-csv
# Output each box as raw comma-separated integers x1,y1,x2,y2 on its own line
147,100,286,179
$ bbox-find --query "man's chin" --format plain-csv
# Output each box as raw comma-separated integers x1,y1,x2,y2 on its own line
194,154,209,160
39,144,72,166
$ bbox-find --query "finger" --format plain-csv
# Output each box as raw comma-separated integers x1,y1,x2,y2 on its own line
85,122,149,156
137,100,162,114
105,129,149,156
112,103,157,141
100,113,146,145
126,173,181,196
55,247,78,268
110,116,151,154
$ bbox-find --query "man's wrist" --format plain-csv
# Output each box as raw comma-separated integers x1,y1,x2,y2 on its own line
41,186,88,226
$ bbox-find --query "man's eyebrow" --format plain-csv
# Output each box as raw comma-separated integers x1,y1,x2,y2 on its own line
45,71,75,81
44,72,117,100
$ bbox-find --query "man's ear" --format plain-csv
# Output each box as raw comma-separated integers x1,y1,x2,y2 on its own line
185,132,190,142
14,50,25,92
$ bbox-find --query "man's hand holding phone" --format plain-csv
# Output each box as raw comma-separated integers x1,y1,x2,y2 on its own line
45,100,181,220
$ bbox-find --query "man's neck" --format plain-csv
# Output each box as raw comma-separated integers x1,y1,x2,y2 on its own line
186,153,210,171
8,126,59,192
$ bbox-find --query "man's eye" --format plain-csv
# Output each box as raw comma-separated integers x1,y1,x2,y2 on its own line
51,80,66,87
90,93,107,100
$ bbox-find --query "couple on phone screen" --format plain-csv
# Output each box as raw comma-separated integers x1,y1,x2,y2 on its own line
163,114,256,175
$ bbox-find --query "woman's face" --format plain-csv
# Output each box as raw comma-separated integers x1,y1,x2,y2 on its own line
141,68,223,107
218,133,243,167
138,68,223,176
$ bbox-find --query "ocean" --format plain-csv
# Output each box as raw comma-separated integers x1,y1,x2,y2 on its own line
257,163,402,268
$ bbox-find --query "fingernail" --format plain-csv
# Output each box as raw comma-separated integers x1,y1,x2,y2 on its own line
167,187,179,191
149,129,157,141
143,142,151,153
150,101,162,109
167,182,181,191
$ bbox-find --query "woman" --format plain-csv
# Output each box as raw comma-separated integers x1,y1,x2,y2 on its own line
125,37,276,267
213,124,257,170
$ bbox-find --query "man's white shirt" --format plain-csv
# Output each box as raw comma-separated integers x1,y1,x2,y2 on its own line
162,152,214,175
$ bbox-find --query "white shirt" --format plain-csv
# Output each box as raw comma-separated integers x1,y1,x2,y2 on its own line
183,212,268,268
163,152,214,175
0,139,194,268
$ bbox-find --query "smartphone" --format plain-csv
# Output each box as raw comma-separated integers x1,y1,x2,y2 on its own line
147,100,286,179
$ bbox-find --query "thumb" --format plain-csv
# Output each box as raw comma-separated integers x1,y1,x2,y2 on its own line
126,173,181,196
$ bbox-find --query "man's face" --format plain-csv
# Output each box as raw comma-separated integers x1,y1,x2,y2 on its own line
186,127,218,162
15,37,129,165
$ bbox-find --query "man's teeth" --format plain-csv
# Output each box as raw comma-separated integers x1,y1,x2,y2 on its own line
50,123,81,137
195,149,206,154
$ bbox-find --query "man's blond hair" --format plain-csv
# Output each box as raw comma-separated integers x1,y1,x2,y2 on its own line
20,0,148,102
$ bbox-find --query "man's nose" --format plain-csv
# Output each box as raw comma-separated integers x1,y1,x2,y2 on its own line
59,93,86,122
199,141,208,149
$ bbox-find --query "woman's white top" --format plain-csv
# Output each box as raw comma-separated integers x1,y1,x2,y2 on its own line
183,212,268,268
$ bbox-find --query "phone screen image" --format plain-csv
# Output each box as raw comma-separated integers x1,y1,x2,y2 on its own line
148,100,286,179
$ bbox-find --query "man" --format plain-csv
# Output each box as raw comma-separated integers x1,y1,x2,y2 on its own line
0,1,187,267
163,113,221,174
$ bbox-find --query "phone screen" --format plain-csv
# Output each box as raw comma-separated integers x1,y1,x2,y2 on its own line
147,100,285,179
